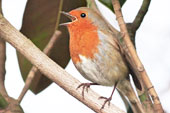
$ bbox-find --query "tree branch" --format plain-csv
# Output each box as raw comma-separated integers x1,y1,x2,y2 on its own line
18,30,61,103
112,0,164,113
0,14,125,113
0,0,8,100
127,0,151,45
132,0,151,32
0,37,8,99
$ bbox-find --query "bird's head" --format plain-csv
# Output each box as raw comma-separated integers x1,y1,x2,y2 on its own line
60,7,105,31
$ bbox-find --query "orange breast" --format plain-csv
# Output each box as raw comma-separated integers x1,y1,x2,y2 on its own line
68,23,99,64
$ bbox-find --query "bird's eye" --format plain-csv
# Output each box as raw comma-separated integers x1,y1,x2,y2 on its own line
80,13,86,18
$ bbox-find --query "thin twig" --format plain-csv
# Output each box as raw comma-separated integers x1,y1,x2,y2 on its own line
132,0,151,32
112,0,164,113
0,38,8,98
17,31,61,103
0,1,23,112
0,0,8,99
0,30,24,113
0,14,126,113
127,0,151,45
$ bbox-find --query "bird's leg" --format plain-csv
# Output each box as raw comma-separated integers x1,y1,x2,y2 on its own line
99,82,118,110
77,83,98,98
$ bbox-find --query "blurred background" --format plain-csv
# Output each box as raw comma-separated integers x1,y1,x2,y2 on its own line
2,0,170,112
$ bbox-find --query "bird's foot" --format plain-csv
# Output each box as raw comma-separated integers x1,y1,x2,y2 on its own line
99,96,112,110
99,82,117,110
77,83,98,98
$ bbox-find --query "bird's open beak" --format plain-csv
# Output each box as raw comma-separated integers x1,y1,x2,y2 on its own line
59,11,77,26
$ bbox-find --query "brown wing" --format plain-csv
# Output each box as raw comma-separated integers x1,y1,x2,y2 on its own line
116,33,142,91
110,31,142,90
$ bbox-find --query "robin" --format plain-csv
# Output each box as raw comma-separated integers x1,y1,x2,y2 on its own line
60,7,144,112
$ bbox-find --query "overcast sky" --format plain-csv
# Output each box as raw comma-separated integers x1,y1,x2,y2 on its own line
2,0,170,113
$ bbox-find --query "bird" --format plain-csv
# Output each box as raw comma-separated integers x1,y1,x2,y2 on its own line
60,7,144,113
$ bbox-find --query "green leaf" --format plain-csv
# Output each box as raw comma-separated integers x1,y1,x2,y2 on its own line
17,0,86,94
98,0,126,12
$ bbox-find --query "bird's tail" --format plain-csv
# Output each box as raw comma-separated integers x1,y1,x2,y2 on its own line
117,79,145,113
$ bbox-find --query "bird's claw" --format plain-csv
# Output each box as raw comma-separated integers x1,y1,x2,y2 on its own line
76,83,91,98
99,96,112,110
